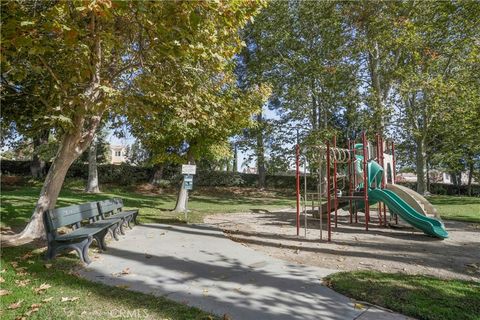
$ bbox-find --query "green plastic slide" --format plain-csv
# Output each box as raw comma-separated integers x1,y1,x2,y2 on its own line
369,188,448,239
354,154,448,239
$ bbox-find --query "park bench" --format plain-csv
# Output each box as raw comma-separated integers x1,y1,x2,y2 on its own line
97,198,139,234
43,202,122,264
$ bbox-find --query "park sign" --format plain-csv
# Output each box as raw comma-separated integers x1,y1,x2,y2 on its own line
181,164,197,175
183,174,193,190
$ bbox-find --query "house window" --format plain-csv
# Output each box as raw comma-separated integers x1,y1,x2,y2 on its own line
115,151,121,157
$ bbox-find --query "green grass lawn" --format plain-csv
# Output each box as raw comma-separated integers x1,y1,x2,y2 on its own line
0,182,295,229
427,195,480,223
0,245,216,320
325,271,480,320
0,182,294,319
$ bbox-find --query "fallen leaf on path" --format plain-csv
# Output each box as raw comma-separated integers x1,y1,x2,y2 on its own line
121,267,131,275
8,300,23,309
0,289,12,296
34,283,51,294
223,314,232,320
115,284,130,289
61,296,79,302
42,297,54,303
354,303,365,310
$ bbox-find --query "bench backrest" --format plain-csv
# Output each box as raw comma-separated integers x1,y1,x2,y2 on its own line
97,198,125,216
44,202,100,233
97,199,120,216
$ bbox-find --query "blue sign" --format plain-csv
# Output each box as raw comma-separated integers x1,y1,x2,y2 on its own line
183,174,193,190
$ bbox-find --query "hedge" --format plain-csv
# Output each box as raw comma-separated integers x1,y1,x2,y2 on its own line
1,159,478,196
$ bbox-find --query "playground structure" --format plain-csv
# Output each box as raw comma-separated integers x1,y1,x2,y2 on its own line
295,132,448,241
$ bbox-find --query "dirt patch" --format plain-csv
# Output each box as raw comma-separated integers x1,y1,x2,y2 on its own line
205,209,480,281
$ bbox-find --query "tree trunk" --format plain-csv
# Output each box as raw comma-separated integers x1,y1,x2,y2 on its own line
30,130,49,178
85,136,100,193
174,152,195,213
233,143,238,173
2,130,91,246
467,160,474,196
415,137,427,195
426,156,430,194
256,112,266,189
150,164,164,185
30,152,46,179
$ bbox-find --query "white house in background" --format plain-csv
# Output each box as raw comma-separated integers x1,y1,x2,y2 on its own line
110,145,127,165
242,166,258,174
397,170,476,185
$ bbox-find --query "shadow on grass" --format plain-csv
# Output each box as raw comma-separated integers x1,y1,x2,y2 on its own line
0,245,216,320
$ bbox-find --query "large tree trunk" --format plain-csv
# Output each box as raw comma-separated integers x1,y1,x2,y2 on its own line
85,136,100,193
150,164,164,185
30,130,49,179
415,137,427,195
368,42,386,134
174,152,195,213
256,112,266,189
426,156,431,194
467,160,474,196
233,143,238,173
2,128,94,246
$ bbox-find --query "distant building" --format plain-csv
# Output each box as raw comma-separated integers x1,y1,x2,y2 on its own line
110,145,127,165
242,166,258,174
396,170,476,185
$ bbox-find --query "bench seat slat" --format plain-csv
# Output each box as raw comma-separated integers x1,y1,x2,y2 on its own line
55,224,112,241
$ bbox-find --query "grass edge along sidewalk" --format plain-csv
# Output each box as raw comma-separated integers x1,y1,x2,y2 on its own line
0,245,218,320
325,270,480,320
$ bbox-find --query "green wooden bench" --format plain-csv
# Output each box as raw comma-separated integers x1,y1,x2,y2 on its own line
43,202,122,264
97,198,139,233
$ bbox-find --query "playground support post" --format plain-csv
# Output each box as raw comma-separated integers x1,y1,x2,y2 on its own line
362,132,370,231
391,141,398,224
333,136,338,229
347,140,353,224
380,136,387,226
326,140,332,242
296,144,300,236
375,134,383,226
318,152,323,240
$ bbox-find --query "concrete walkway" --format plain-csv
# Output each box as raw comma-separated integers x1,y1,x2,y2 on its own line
79,224,411,320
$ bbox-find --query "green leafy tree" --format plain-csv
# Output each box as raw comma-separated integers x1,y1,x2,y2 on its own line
1,0,265,244
395,1,480,194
